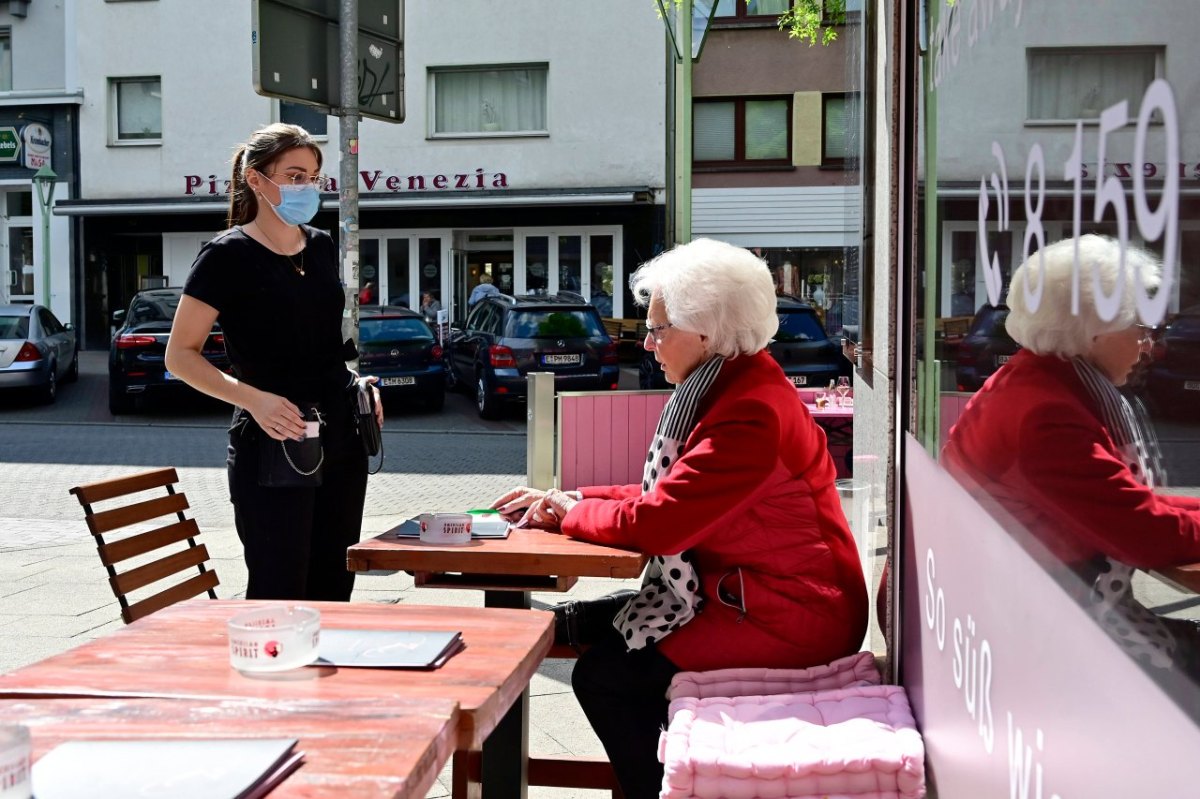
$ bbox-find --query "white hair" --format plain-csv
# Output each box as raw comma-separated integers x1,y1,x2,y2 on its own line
629,238,778,357
1005,234,1161,358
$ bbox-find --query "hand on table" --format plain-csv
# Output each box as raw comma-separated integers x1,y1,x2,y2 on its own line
491,487,580,531
490,486,547,521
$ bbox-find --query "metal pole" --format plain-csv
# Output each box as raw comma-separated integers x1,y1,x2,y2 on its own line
678,0,692,244
526,372,556,490
339,0,361,363
41,194,51,306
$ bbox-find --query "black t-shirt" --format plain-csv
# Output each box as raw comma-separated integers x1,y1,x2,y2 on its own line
183,225,352,401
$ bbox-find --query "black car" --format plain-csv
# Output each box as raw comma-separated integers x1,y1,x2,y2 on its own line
446,293,619,419
1144,305,1200,419
358,306,446,412
639,296,850,389
108,287,229,414
954,303,1020,392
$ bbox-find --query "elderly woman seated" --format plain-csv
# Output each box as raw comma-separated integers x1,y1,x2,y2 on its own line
943,234,1200,674
491,238,868,799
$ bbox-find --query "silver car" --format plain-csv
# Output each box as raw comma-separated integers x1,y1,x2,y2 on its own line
0,304,78,403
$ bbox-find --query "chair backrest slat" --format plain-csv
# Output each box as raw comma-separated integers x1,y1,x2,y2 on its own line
123,570,221,624
87,493,189,536
100,519,201,566
68,468,218,625
111,545,211,596
69,468,179,505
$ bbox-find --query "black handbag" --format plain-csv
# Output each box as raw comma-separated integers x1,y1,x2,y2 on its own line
552,589,639,653
353,378,384,474
257,403,325,488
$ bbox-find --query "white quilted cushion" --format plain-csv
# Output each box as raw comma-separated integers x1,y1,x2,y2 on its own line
658,685,926,799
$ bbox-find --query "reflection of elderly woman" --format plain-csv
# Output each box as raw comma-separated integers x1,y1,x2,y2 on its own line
943,235,1200,669
492,238,868,798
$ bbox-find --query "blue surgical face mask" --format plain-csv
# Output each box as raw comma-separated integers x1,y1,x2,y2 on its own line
262,178,321,226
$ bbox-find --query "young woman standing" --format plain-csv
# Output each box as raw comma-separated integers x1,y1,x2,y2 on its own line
166,123,381,601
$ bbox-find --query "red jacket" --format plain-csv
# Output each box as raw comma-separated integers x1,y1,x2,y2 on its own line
942,349,1200,570
561,351,868,672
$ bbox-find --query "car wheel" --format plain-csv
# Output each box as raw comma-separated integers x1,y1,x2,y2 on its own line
40,363,57,404
65,352,79,383
425,390,445,412
108,383,135,415
476,374,502,420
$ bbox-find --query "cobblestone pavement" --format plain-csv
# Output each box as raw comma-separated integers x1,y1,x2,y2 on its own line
0,351,639,799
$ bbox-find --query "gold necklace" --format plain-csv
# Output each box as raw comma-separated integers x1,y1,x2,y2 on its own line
255,222,306,276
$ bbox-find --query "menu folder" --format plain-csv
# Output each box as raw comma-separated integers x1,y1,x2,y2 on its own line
316,628,465,669
30,737,303,799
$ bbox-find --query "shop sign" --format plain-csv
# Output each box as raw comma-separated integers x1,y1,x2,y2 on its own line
0,127,20,163
21,123,51,170
183,168,509,196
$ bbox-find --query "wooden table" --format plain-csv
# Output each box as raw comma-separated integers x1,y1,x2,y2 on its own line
347,527,648,798
0,600,552,798
1,694,458,798
1152,563,1200,594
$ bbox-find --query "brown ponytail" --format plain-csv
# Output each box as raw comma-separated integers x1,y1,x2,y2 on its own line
225,123,324,229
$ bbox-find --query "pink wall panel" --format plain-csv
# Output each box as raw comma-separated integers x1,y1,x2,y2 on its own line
557,392,671,491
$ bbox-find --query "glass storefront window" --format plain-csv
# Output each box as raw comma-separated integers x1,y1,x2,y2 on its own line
387,239,410,307
9,227,33,297
359,239,380,308
911,0,1200,731
526,236,549,294
590,236,615,317
557,235,581,294
418,238,441,309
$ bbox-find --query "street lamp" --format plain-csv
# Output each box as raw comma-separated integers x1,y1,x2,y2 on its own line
33,164,58,307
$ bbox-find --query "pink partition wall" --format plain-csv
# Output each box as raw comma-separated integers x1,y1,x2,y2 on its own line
558,391,672,491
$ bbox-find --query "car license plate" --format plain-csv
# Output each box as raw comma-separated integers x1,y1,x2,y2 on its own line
543,354,581,366
996,355,1010,364
380,376,416,387
1185,381,1200,391
790,376,807,386
163,370,177,381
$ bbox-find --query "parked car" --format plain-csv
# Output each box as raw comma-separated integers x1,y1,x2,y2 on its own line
0,303,78,404
955,303,1020,392
638,295,851,390
1143,305,1200,419
358,306,445,411
108,287,229,414
446,293,619,419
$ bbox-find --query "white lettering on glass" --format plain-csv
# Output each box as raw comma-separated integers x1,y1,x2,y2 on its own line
978,79,1180,327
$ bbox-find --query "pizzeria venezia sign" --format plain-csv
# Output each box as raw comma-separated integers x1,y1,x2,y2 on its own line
183,168,509,196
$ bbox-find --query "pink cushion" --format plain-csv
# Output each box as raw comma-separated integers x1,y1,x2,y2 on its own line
658,685,926,799
667,652,880,701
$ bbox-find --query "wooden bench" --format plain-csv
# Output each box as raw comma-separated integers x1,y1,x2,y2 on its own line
601,317,648,361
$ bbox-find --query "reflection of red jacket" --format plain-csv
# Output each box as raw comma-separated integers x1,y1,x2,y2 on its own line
942,349,1200,570
561,351,868,672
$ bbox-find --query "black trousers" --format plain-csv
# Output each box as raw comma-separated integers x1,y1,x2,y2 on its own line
572,624,681,799
227,398,368,601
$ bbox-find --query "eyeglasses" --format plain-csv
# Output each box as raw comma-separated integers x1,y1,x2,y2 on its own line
265,171,327,188
644,322,674,345
1135,324,1161,346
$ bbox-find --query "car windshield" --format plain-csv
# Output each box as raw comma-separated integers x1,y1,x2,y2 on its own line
968,305,1010,336
775,310,827,342
0,315,29,339
507,310,605,339
128,295,179,325
360,317,434,344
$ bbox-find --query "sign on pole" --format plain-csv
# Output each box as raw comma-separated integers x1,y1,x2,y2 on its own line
251,0,404,123
0,127,21,164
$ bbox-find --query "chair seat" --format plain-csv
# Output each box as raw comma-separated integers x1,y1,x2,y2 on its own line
658,685,926,799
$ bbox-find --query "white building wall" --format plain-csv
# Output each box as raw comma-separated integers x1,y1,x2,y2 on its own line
74,0,666,200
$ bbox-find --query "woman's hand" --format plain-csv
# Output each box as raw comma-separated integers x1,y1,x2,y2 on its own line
514,489,580,532
490,486,547,521
246,391,306,441
361,375,384,428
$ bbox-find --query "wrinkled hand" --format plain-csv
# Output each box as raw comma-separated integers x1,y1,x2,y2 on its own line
247,391,306,441
490,486,547,522
515,489,579,532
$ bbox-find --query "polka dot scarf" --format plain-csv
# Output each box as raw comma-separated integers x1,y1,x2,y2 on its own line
613,355,725,650
1073,357,1174,669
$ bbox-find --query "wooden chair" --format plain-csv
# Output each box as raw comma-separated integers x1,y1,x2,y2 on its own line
68,467,219,624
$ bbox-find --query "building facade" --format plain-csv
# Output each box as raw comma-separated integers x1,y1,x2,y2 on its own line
52,0,667,348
